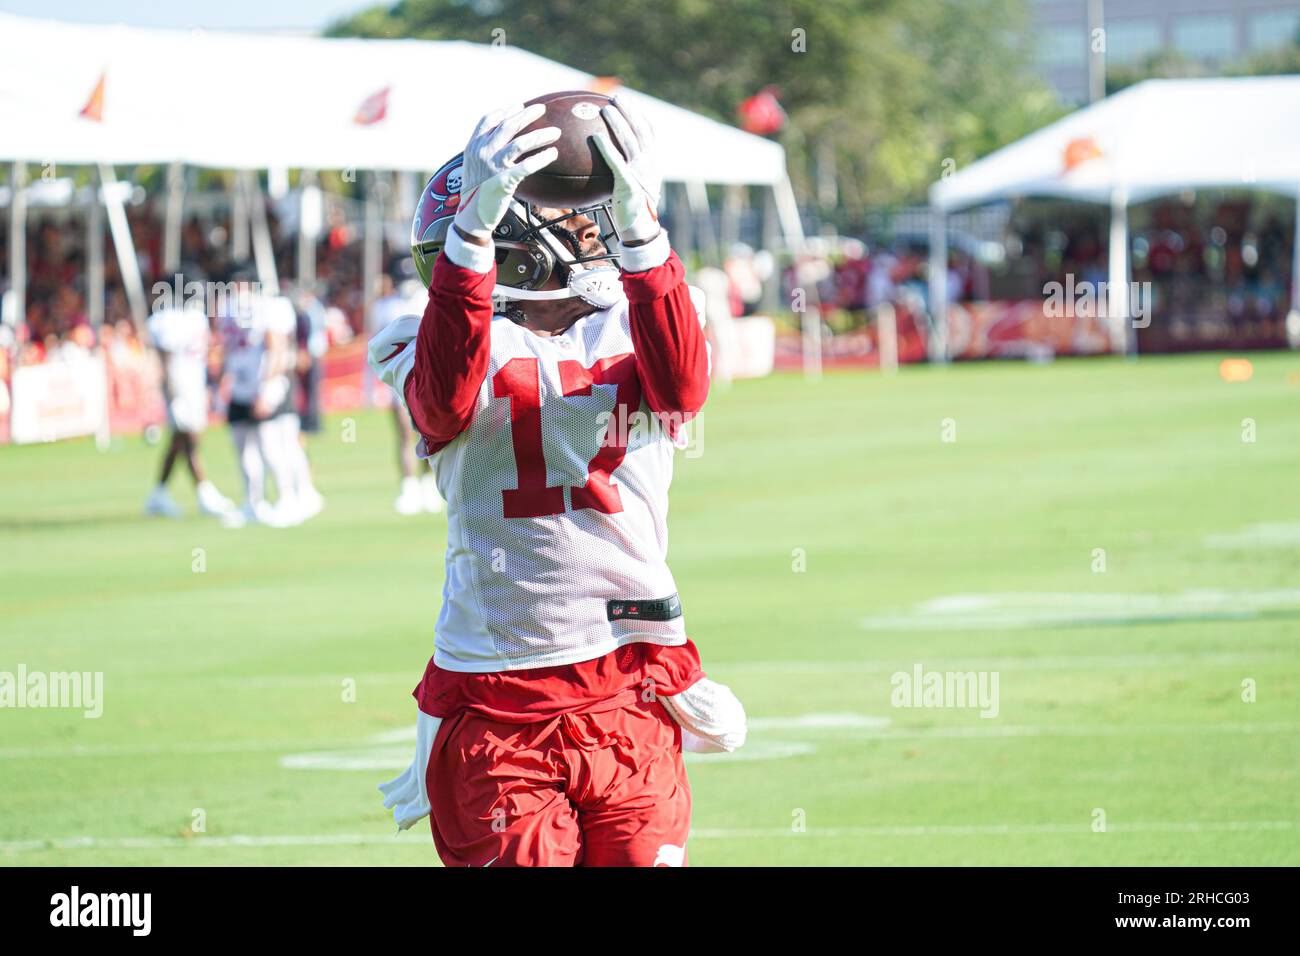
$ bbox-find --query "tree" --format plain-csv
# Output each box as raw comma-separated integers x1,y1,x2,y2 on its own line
327,0,1062,210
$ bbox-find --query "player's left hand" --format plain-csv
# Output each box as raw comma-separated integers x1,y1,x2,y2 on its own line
593,94,663,244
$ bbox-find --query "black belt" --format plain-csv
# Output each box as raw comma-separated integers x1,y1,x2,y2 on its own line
607,593,682,622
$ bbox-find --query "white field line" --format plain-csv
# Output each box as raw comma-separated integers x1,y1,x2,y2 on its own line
0,738,361,760
859,589,1300,631
690,821,1300,838
748,714,891,730
1205,522,1300,549
863,722,1300,739
2,820,1296,853
136,673,420,688
715,652,1288,673
6,717,1298,763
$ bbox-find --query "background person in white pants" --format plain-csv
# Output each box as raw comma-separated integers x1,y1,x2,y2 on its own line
218,279,322,528
257,288,324,525
143,299,235,519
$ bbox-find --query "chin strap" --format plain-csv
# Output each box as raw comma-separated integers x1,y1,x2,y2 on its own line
494,285,577,302
495,265,624,311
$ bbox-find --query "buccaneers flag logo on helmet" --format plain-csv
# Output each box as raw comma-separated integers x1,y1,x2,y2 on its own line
410,155,464,288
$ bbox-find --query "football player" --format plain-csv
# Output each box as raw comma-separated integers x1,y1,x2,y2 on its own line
373,98,746,867
143,298,235,519
219,280,323,528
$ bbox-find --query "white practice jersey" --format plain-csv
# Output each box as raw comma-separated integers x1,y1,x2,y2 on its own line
147,306,209,397
423,301,689,672
220,293,296,405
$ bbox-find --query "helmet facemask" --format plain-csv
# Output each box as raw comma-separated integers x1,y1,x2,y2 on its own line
411,155,627,313
492,201,624,311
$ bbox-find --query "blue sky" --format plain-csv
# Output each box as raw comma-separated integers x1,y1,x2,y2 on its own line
0,0,378,32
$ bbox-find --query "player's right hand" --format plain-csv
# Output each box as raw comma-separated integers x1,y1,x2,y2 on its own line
593,95,663,244
453,103,560,243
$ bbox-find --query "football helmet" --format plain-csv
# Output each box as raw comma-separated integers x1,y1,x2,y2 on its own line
410,153,624,311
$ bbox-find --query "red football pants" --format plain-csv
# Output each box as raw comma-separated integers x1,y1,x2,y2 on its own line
426,692,691,866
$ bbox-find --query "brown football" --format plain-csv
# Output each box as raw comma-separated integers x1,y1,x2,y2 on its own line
514,90,622,208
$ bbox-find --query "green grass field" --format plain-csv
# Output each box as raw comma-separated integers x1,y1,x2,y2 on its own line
2,353,1298,866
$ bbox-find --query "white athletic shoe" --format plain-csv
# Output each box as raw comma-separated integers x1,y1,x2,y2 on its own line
421,473,444,514
221,500,280,529
395,477,424,516
298,487,325,522
261,499,300,528
144,486,183,519
221,503,255,529
196,480,235,517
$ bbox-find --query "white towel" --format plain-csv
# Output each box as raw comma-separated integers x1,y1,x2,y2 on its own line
377,709,442,831
660,677,747,753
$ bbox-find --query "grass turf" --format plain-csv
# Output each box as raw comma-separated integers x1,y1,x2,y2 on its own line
1,352,1298,865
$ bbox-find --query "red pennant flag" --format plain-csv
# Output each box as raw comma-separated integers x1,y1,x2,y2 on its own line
79,72,106,122
737,86,786,136
353,86,390,126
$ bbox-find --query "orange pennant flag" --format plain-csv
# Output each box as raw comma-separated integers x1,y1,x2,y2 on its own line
587,76,621,95
1062,136,1103,173
80,71,106,122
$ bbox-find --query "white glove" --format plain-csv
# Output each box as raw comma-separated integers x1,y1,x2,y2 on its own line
660,677,747,754
452,103,560,244
378,708,443,832
593,95,663,242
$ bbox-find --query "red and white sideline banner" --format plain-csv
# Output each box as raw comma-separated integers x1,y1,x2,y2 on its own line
9,356,108,444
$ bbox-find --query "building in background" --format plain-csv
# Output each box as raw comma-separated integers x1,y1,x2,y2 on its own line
1033,0,1300,103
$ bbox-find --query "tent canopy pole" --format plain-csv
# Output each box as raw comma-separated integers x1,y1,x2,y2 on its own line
1288,186,1300,350
297,169,319,290
928,205,949,364
87,169,104,332
231,171,250,263
5,161,27,338
244,170,279,292
163,162,184,275
720,184,743,253
684,180,719,267
98,162,149,333
1107,185,1131,355
772,175,820,380
361,171,384,337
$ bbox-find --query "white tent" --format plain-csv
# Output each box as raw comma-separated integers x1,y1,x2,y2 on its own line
0,13,787,185
926,77,1300,360
1,13,816,371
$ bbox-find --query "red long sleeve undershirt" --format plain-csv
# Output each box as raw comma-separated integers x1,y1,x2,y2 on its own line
403,250,708,452
402,255,496,455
